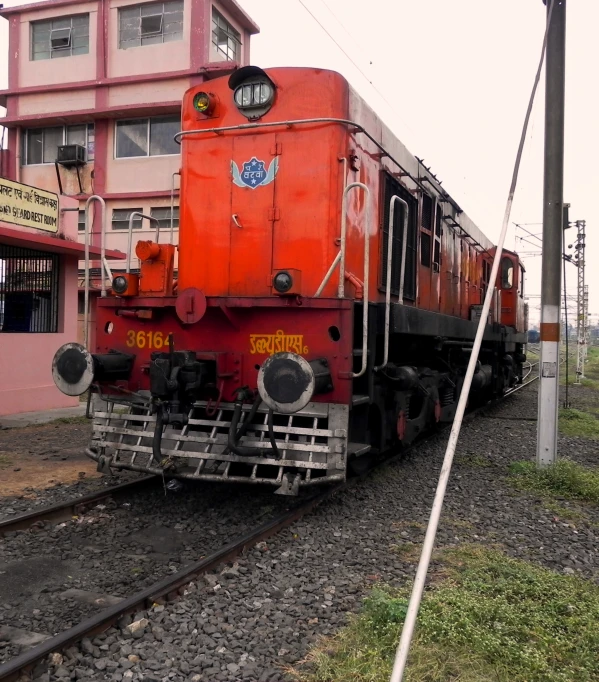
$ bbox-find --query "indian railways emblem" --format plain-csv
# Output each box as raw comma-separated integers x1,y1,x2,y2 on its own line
231,156,279,190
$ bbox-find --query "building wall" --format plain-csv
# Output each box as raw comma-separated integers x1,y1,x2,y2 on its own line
0,196,80,416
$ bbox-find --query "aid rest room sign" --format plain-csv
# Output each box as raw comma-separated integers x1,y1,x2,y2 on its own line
0,178,59,233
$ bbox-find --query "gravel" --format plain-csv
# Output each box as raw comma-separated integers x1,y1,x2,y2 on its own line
2,383,597,681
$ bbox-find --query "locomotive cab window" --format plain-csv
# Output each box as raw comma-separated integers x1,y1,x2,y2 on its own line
518,265,525,297
501,257,513,289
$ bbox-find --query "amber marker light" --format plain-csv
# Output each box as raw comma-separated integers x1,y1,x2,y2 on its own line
193,92,213,114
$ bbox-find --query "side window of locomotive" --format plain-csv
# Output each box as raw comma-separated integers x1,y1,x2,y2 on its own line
518,265,524,297
420,193,433,268
433,203,442,272
501,257,513,289
380,172,417,300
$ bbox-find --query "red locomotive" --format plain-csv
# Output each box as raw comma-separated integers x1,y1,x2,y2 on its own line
52,66,528,495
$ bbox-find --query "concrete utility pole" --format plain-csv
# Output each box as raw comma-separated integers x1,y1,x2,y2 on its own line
537,0,566,468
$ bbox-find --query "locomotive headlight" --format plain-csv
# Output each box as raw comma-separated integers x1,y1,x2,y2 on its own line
193,91,213,114
112,275,128,295
273,271,293,294
234,81,273,108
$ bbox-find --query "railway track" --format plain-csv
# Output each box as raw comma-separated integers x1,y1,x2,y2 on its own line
0,476,157,537
0,380,538,682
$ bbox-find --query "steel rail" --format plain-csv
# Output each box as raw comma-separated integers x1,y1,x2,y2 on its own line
0,476,156,538
0,482,344,682
0,381,537,681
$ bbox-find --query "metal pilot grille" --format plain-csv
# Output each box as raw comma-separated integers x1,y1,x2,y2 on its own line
0,244,60,333
90,401,349,488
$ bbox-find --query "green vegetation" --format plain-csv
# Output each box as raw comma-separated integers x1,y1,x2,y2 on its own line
0,454,13,469
560,346,599,390
295,546,599,682
559,408,599,439
510,459,599,504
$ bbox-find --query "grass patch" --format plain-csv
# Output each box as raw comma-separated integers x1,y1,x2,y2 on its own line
559,408,599,439
0,454,13,469
295,546,599,682
510,459,599,504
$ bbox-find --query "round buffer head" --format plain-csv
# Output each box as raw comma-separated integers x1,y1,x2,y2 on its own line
257,352,315,414
52,342,95,396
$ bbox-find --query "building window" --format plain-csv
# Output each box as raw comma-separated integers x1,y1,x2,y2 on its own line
115,117,180,158
112,209,143,230
0,244,60,333
151,206,179,231
212,8,241,61
78,210,86,232
119,1,183,49
22,124,94,165
31,14,89,60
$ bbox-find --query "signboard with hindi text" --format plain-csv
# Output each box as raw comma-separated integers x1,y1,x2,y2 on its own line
0,178,59,233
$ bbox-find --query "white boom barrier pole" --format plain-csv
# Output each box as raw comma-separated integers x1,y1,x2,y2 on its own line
389,3,555,679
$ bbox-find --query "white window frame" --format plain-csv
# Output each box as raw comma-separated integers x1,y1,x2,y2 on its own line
211,7,241,62
22,124,95,166
30,14,89,61
118,0,183,49
150,206,179,231
114,116,180,159
111,208,143,231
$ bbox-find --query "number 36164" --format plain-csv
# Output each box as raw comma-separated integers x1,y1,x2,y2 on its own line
126,330,166,349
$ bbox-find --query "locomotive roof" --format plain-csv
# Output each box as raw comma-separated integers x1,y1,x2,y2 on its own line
345,80,496,253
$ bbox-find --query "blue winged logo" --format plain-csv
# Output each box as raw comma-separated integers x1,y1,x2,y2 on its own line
231,156,279,189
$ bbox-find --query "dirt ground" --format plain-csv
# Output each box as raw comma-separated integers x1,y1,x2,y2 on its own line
0,419,101,498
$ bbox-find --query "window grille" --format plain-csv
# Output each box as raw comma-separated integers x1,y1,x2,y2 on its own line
31,14,89,60
119,1,183,49
380,173,417,300
112,209,143,230
212,8,241,61
22,124,94,165
115,117,180,158
0,245,60,333
150,206,179,231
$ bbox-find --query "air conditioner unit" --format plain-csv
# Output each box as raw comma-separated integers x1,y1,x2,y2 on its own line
56,144,87,168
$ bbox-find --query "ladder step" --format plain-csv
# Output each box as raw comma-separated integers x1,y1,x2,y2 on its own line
352,395,370,406
352,348,371,356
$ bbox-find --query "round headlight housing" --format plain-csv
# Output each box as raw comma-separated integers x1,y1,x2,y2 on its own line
193,91,214,115
112,275,128,295
273,271,293,294
232,78,275,120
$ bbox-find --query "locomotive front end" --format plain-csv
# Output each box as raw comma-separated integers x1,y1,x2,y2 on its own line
52,66,361,495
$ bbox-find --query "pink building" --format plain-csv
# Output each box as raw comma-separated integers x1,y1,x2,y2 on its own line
0,176,123,415
0,0,259,338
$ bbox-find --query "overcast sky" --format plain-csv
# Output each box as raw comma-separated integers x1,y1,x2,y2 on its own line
1,0,596,326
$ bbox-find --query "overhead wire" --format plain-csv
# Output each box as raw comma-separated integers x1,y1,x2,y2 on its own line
296,0,413,137
389,1,556,679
